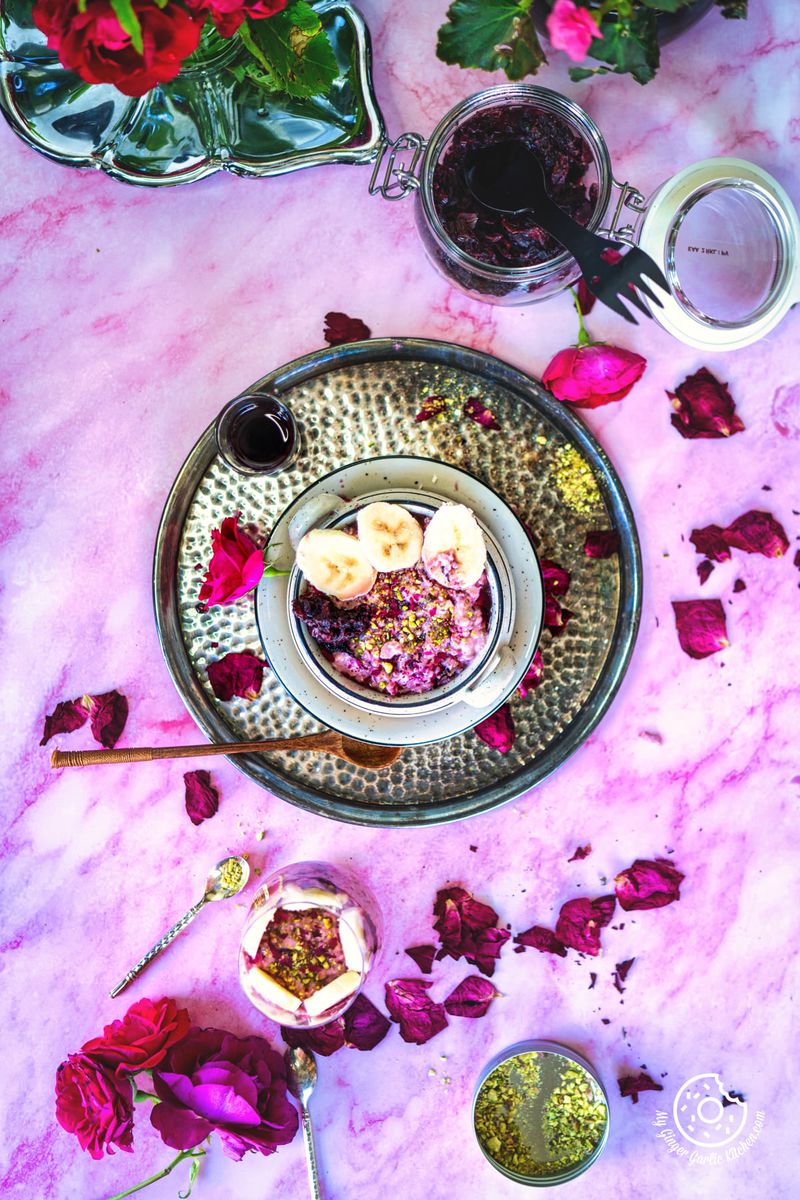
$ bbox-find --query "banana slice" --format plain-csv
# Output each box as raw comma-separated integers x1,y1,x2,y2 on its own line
303,970,361,1018
248,967,303,1013
422,503,487,589
296,528,377,600
357,502,423,572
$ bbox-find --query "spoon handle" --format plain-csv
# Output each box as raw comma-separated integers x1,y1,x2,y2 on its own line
299,1103,322,1200
51,734,333,769
109,898,206,998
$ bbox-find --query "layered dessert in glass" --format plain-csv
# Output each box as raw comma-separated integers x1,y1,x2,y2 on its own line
239,862,381,1028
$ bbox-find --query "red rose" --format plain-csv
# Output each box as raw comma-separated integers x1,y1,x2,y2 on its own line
198,512,264,608
55,1053,134,1160
83,997,192,1074
542,344,647,408
202,0,289,38
32,0,204,97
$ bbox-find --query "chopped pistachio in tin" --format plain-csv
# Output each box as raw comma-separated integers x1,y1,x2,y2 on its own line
474,1051,608,1179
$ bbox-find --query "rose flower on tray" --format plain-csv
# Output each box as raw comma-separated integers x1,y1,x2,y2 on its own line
32,0,339,101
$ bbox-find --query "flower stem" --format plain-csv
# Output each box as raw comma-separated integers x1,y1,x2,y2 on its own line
105,1149,206,1200
571,289,592,347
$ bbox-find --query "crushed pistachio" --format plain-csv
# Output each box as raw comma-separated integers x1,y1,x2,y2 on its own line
255,830,265,841
474,1052,607,1179
219,858,244,892
552,446,602,514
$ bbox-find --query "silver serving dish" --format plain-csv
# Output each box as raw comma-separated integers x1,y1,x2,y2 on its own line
153,337,641,826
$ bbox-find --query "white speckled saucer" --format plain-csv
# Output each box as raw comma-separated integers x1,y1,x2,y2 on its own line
255,456,543,747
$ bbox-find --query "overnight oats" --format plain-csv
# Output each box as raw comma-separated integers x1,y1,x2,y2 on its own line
239,862,380,1028
292,501,491,697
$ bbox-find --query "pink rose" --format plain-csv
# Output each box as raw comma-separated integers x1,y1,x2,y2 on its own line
542,344,647,408
198,512,264,608
83,997,192,1074
55,1053,134,1160
546,0,601,63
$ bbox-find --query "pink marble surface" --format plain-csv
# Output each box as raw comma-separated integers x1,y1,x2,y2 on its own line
2,1,799,1197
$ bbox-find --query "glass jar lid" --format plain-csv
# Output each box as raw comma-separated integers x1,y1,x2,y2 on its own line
637,157,800,350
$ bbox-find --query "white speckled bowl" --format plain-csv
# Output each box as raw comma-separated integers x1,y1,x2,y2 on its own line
287,491,509,717
257,456,544,747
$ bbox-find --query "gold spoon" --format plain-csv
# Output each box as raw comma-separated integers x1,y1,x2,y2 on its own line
50,731,401,772
109,856,249,998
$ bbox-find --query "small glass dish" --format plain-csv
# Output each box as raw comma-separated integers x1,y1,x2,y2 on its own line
472,1040,610,1186
215,392,300,477
239,861,381,1029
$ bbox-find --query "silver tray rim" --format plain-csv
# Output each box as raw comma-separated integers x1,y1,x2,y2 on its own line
153,336,642,827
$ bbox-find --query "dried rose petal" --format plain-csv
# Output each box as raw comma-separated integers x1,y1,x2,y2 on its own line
207,651,266,702
733,579,746,593
568,844,592,862
543,344,646,409
722,510,789,558
404,945,436,974
433,887,510,977
414,394,450,423
513,926,568,958
555,895,615,957
794,551,800,571
618,1071,663,1104
541,559,571,596
697,560,715,586
615,859,684,911
463,396,501,431
672,599,729,660
443,976,501,1019
198,513,264,609
613,958,635,993
583,530,620,559
323,312,371,346
41,698,90,746
518,649,544,698
577,249,623,316
41,690,129,749
88,691,129,750
668,367,744,439
343,994,391,1051
183,770,219,826
689,524,731,563
474,704,515,753
384,979,448,1046
281,1019,346,1058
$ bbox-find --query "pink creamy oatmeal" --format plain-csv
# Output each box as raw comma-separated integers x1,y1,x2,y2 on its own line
294,564,490,696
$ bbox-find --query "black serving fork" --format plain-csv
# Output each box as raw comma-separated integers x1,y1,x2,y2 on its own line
465,140,669,323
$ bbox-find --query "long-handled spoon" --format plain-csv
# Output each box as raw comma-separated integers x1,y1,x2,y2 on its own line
109,856,249,998
465,140,669,323
287,1047,322,1200
50,731,401,772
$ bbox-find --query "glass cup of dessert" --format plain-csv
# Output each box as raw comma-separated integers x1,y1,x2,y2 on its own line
239,861,381,1028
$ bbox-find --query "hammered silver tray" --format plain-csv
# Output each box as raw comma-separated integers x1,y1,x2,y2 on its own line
154,338,641,826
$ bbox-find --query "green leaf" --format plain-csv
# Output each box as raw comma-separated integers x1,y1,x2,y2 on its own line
715,0,747,15
262,564,291,577
639,0,695,12
436,0,546,82
239,1,339,100
110,0,144,55
589,10,660,84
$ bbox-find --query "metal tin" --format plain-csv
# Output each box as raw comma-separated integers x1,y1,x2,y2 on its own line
472,1040,610,1187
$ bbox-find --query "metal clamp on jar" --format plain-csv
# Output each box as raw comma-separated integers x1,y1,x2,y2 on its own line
367,82,800,351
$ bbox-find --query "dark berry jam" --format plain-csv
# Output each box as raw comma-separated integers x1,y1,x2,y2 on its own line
432,104,597,270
